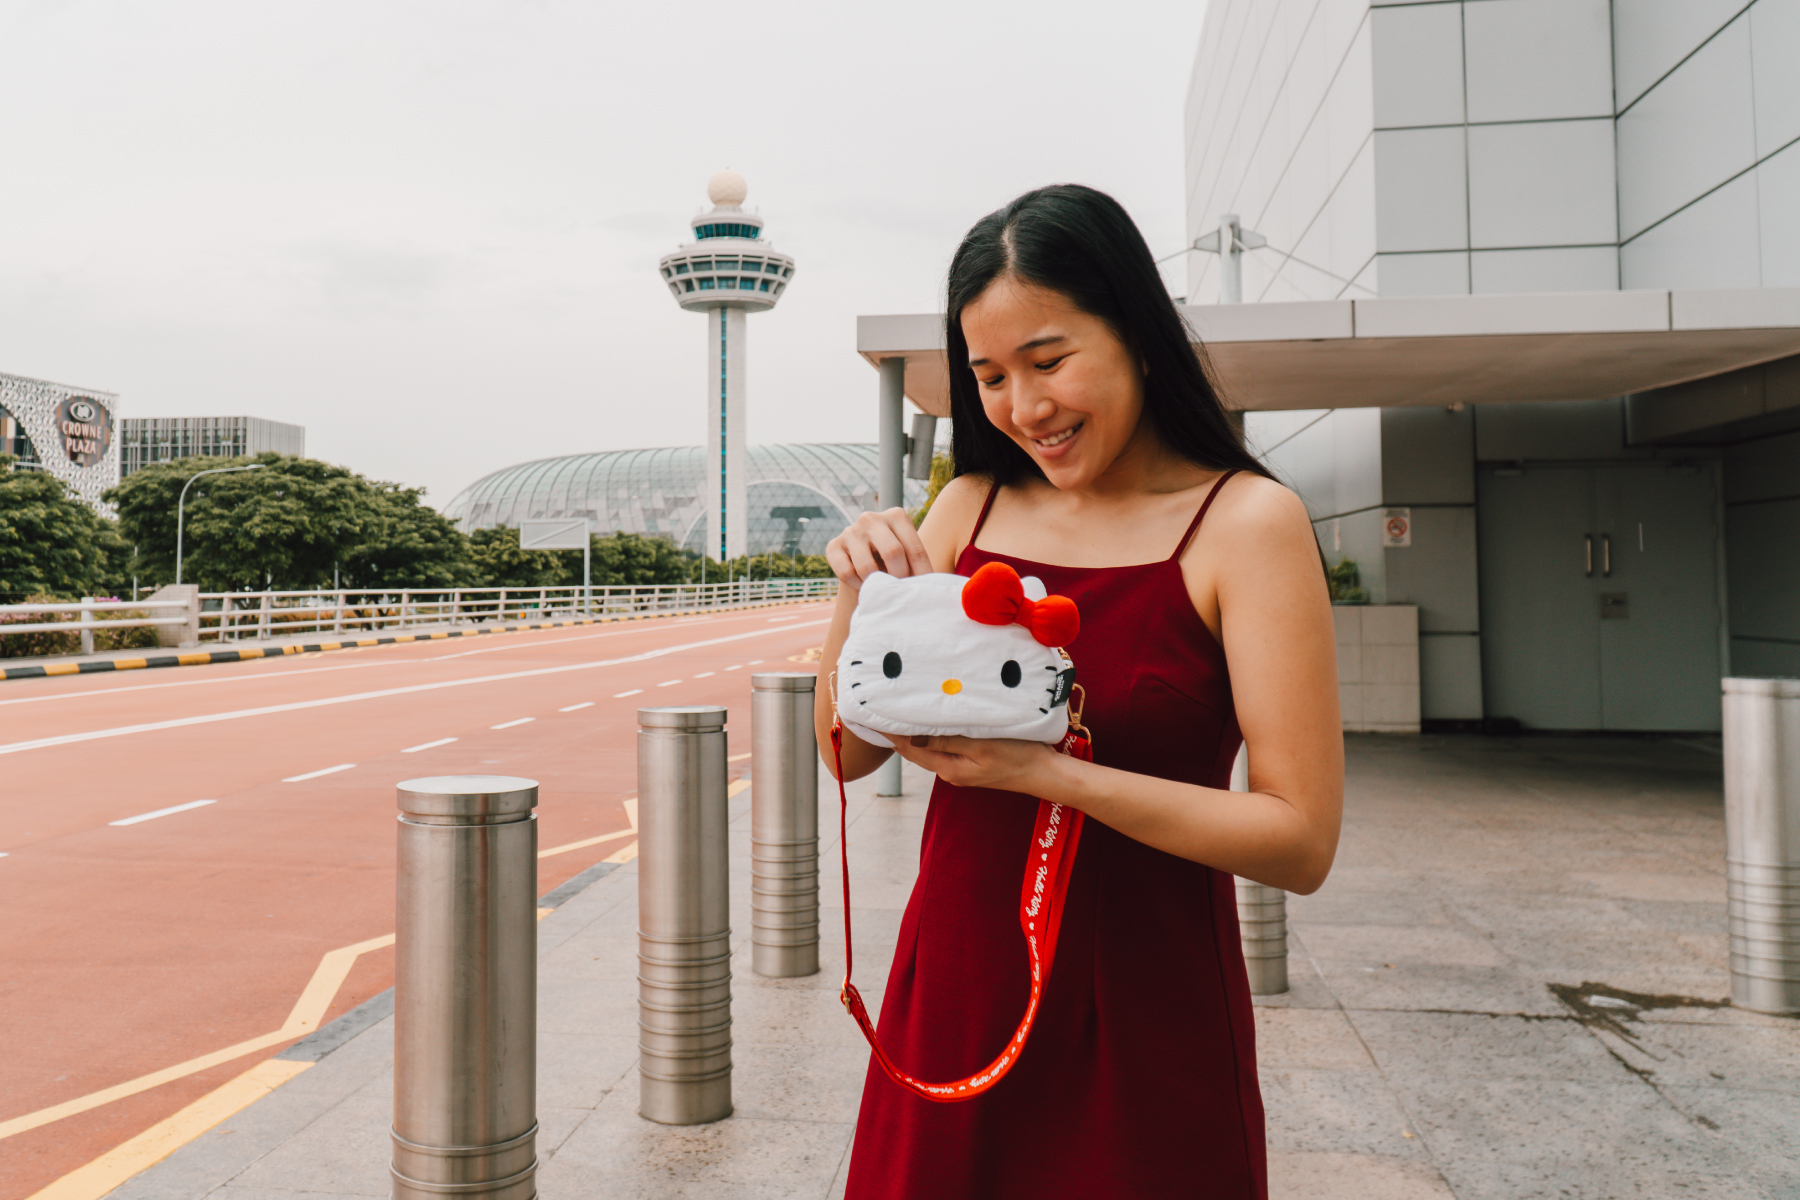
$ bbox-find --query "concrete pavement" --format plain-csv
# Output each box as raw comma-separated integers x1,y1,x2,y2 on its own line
95,735,1800,1199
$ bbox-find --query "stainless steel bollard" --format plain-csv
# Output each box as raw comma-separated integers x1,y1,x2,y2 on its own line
393,776,539,1200
751,674,820,978
874,755,903,797
1230,746,1289,995
1723,678,1800,1015
637,706,733,1124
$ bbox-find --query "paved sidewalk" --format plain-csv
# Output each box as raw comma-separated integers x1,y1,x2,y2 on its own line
104,735,1798,1199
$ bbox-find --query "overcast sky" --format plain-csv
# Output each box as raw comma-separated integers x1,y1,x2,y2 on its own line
1,1,1207,506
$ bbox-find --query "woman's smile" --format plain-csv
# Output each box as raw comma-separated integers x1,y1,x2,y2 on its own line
1030,421,1084,456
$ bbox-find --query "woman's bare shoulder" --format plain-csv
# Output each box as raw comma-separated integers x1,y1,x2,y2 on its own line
918,473,993,570
1204,472,1316,554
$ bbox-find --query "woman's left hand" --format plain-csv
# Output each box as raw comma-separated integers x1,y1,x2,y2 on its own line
887,733,1061,795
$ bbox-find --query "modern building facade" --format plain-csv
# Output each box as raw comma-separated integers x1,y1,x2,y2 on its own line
1183,0,1800,731
0,371,119,509
442,443,921,559
118,416,305,477
657,170,797,561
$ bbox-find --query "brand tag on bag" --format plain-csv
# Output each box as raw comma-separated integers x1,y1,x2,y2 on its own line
1050,666,1077,709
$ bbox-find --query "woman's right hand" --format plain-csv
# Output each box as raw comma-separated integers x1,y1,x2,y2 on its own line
825,507,935,588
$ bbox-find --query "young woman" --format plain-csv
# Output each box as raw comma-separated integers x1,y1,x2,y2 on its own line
816,185,1343,1199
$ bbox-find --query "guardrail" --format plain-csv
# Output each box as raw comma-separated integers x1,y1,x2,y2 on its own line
0,599,194,654
196,579,838,643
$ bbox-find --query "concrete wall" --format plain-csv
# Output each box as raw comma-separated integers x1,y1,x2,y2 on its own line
1723,427,1800,676
1248,405,1482,720
1616,0,1800,289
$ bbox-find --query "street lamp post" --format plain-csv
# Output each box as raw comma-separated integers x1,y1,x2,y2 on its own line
176,463,264,586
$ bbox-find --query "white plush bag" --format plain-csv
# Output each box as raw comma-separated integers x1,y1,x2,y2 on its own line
836,562,1080,748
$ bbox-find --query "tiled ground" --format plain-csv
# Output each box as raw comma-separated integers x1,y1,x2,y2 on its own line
107,735,1799,1199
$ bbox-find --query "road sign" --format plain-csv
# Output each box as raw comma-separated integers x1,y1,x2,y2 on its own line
520,519,590,551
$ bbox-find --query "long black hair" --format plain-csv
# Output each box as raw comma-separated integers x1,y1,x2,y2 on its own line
945,184,1270,486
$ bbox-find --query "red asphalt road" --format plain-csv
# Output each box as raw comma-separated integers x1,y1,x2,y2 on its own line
0,603,831,1198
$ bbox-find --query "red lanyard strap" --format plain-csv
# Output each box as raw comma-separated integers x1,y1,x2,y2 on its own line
830,721,1092,1102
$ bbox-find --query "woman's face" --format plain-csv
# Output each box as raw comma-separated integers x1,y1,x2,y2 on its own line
960,275,1147,491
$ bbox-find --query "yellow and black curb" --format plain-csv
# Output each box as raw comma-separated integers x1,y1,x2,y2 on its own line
0,599,823,683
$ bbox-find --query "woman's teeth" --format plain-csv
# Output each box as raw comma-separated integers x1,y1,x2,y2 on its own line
1034,424,1081,448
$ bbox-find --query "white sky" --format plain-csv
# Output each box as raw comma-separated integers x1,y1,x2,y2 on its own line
0,1,1207,506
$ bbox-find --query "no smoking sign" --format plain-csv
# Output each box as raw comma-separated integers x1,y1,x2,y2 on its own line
1381,508,1412,547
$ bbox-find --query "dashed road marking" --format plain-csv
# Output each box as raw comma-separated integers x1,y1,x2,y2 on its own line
401,737,457,753
490,717,535,730
109,800,217,827
559,702,595,712
724,664,742,671
694,671,715,678
283,764,355,783
613,689,643,698
657,679,682,687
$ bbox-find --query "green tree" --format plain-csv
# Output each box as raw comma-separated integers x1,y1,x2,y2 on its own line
911,452,954,527
343,485,474,589
107,454,372,591
716,551,834,581
0,457,118,598
583,532,699,587
467,527,571,589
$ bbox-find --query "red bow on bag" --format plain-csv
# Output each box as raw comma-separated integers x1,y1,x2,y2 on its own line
961,562,1080,647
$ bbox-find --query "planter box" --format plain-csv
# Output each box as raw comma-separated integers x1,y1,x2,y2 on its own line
1334,605,1420,733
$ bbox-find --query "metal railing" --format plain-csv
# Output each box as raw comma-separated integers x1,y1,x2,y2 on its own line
196,579,837,643
0,598,191,637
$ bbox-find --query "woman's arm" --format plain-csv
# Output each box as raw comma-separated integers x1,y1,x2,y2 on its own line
812,475,992,781
889,476,1343,894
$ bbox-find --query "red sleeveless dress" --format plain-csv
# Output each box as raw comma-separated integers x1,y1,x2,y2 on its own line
843,471,1266,1200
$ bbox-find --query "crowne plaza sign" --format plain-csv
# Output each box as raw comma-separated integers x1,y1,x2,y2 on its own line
57,395,112,468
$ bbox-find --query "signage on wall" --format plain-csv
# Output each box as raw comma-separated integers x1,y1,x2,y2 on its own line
1381,508,1412,548
57,396,112,468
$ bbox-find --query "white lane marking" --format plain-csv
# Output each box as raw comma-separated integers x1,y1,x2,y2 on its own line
402,737,458,753
693,671,715,678
110,799,216,826
491,717,535,730
748,660,764,665
613,689,643,698
0,658,397,708
0,620,829,759
559,702,595,712
283,764,356,782
0,851,7,858
724,664,742,671
657,680,682,687
768,616,797,622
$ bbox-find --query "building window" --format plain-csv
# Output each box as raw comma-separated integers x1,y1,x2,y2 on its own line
742,277,760,289
683,280,695,292
759,279,771,292
782,267,792,277
697,278,716,289
692,260,712,270
720,277,737,289
763,263,782,274
674,263,689,275
713,259,738,270
662,267,673,278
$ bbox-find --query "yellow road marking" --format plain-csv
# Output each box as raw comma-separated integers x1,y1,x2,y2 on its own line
728,778,750,797
537,828,635,859
26,1058,312,1200
727,752,752,762
604,840,639,864
0,933,393,1142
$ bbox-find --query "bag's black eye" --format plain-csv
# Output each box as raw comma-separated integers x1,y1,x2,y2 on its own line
883,652,902,679
1000,660,1021,688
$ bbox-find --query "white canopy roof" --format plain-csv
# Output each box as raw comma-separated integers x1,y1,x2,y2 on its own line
857,288,1800,416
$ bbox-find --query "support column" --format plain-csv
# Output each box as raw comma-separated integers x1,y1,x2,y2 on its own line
875,355,907,797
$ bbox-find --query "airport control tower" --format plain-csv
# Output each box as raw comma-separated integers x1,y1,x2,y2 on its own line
658,170,796,562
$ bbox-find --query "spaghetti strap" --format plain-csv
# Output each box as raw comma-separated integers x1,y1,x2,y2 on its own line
1170,469,1240,562
966,482,1001,551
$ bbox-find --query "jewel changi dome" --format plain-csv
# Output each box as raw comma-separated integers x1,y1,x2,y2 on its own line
442,444,927,560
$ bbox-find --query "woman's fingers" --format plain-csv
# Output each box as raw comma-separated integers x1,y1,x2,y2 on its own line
827,509,935,586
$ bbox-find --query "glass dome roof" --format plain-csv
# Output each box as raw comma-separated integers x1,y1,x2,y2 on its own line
442,443,928,559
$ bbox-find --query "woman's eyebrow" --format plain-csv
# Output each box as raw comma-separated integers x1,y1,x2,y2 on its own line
967,335,1067,368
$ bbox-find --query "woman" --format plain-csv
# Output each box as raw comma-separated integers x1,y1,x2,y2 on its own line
816,185,1342,1199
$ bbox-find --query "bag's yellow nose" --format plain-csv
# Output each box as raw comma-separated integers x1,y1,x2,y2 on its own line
941,679,962,695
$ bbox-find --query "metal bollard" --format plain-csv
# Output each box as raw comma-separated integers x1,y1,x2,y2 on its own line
874,755,903,797
393,776,539,1200
1230,746,1289,995
1723,678,1800,1015
637,706,733,1124
751,674,820,977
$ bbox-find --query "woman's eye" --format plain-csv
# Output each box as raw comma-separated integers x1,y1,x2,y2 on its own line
1000,660,1021,688
979,374,1004,389
1034,355,1067,372
883,652,902,679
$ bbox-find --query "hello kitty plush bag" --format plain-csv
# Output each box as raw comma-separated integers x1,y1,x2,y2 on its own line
829,561,1092,1102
